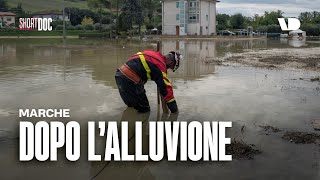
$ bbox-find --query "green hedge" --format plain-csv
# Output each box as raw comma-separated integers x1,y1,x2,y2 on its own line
79,32,112,38
300,24,320,36
0,29,90,36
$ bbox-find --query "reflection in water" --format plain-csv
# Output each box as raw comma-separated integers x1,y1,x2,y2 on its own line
162,40,216,79
90,107,178,180
280,38,307,47
0,44,16,57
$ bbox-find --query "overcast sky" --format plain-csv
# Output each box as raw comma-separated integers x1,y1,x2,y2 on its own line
216,0,320,17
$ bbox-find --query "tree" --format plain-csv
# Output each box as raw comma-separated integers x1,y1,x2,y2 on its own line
65,7,100,26
0,0,9,11
88,0,111,11
260,10,283,26
88,0,111,30
120,0,144,34
230,13,245,29
10,3,27,27
299,11,313,24
299,11,320,24
81,16,94,25
216,14,230,30
141,0,161,26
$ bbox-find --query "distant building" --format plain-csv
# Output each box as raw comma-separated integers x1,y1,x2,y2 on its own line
0,12,16,27
162,0,219,36
33,10,70,21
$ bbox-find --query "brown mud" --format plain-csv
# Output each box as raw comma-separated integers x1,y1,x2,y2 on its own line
205,47,320,71
226,140,262,160
259,125,282,133
282,131,320,144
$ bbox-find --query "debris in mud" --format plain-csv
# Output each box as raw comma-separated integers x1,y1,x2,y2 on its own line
312,119,320,131
259,57,288,65
203,57,224,65
259,125,281,133
310,77,320,82
282,131,320,144
217,48,320,71
226,140,261,160
299,77,320,82
267,65,276,69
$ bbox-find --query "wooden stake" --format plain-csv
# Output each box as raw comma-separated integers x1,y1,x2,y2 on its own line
157,41,169,113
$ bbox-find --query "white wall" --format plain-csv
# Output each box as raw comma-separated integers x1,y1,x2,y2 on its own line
199,0,217,35
0,16,15,26
163,0,217,36
209,1,217,35
163,0,179,35
187,23,198,35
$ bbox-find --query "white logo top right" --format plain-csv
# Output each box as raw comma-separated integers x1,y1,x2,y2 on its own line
278,18,301,31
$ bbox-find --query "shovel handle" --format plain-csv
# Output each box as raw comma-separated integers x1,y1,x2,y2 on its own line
157,41,169,113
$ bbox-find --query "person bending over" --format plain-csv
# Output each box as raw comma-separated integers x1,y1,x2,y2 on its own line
115,50,181,113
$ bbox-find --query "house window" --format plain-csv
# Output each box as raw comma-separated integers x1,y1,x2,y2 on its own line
188,0,199,23
176,1,179,8
189,1,197,7
7,17,11,21
176,14,180,21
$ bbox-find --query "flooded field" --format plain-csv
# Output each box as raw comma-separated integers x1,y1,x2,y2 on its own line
0,38,319,180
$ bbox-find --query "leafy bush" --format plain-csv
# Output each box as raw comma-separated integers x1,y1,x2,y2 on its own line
101,16,112,24
119,31,128,37
55,25,64,30
75,24,84,30
93,23,101,31
81,16,94,25
84,24,94,30
51,20,63,29
146,24,154,30
256,25,281,33
101,24,113,32
79,32,111,38
301,23,320,36
67,25,76,30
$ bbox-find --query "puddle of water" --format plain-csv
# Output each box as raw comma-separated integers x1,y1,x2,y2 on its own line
0,38,319,180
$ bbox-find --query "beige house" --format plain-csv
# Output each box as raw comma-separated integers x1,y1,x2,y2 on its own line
162,0,219,36
0,12,16,27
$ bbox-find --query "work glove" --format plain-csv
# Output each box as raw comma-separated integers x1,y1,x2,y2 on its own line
167,100,178,113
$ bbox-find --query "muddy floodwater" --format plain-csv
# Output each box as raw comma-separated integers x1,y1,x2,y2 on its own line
0,38,320,180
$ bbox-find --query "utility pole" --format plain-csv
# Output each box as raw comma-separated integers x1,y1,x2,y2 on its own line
63,0,66,39
116,0,119,35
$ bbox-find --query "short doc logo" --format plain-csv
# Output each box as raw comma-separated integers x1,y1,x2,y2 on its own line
278,18,301,31
19,18,53,31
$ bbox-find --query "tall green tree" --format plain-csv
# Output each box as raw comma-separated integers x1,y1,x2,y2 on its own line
10,3,27,26
65,7,100,25
120,0,144,34
230,13,245,29
299,11,313,24
260,10,283,26
216,14,230,30
0,0,9,11
141,0,161,26
87,0,111,30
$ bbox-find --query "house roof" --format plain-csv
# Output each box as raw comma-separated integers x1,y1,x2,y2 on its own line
33,10,63,16
0,12,16,16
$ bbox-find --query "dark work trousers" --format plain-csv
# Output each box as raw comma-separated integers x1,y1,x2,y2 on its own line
115,70,150,113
